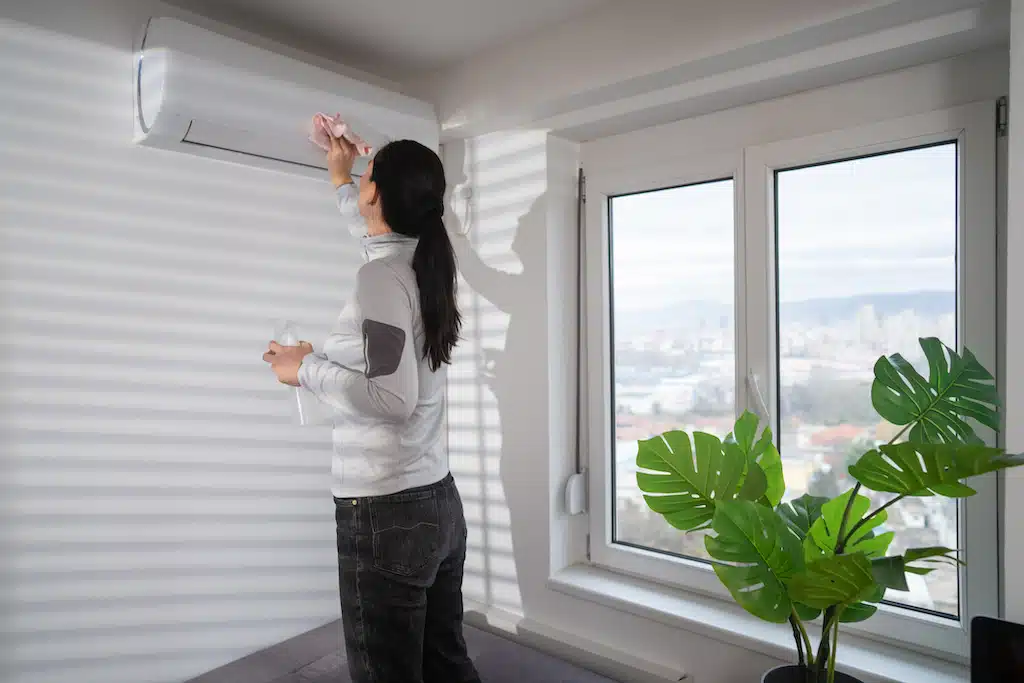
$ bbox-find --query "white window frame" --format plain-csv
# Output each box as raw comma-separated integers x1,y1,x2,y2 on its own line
584,101,998,660
585,150,746,603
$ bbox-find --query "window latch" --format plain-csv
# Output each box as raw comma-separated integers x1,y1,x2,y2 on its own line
746,370,772,424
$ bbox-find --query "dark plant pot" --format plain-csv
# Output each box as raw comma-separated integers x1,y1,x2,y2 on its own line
762,665,864,683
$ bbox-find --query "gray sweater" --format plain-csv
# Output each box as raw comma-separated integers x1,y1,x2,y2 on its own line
298,184,448,498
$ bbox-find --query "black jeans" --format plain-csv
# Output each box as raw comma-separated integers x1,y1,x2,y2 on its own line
334,473,482,683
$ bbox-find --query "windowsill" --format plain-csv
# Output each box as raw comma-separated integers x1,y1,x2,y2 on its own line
548,564,970,683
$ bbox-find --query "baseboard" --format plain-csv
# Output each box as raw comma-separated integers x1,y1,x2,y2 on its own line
463,600,524,634
463,601,685,683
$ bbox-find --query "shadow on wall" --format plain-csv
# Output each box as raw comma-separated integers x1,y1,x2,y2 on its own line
444,135,550,618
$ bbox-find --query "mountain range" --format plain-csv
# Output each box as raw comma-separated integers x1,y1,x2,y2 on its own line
616,290,954,334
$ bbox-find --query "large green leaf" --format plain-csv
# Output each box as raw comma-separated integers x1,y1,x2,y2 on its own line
726,441,769,503
778,494,829,539
729,411,785,507
905,546,963,573
839,585,886,623
789,553,877,611
751,429,785,507
872,547,962,593
805,490,894,559
732,410,760,453
704,500,804,623
777,495,877,622
849,443,1024,497
839,602,879,623
637,430,765,531
871,338,999,444
871,556,910,592
779,495,829,621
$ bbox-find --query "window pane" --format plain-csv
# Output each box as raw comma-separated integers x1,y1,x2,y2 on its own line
610,179,735,560
775,143,959,617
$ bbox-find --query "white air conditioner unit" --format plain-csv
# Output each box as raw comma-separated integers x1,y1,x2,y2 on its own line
133,17,438,179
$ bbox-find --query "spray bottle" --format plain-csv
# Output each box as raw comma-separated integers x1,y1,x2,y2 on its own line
274,320,316,426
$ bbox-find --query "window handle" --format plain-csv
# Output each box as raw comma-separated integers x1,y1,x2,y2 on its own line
746,369,772,424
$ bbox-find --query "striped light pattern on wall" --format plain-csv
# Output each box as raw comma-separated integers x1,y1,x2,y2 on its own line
0,8,362,683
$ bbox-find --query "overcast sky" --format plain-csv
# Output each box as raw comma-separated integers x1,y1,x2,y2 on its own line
610,143,957,311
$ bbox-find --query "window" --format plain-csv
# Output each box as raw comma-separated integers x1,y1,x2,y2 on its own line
610,180,735,562
584,103,998,657
775,144,960,617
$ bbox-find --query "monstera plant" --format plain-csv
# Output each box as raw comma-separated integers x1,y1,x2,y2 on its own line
636,338,1022,683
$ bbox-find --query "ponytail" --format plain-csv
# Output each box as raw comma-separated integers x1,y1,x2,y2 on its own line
413,212,461,371
368,140,461,371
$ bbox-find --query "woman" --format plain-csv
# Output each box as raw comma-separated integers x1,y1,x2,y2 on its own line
263,132,480,683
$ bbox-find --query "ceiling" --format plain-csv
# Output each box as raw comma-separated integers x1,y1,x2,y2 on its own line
166,0,610,79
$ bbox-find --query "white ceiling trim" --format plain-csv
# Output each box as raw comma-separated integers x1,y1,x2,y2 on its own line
537,8,988,139
437,0,1007,141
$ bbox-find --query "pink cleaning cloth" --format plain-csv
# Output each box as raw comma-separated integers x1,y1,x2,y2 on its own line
309,113,374,156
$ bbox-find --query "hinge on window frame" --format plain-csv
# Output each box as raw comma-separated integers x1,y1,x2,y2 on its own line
579,168,587,204
997,96,1009,138
585,533,591,562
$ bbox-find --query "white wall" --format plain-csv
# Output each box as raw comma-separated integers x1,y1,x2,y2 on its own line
1003,0,1024,624
0,1,371,682
443,48,1009,681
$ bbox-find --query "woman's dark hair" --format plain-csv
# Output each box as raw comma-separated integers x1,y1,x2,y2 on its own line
370,140,461,371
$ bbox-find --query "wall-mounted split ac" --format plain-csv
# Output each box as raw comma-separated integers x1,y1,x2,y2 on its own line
133,17,438,179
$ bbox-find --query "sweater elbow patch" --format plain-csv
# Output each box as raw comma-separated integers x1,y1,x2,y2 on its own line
362,319,406,379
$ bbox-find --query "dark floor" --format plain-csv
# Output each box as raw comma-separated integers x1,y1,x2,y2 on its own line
186,620,622,683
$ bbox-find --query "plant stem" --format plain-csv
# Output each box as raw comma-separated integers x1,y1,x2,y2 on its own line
790,610,815,669
815,612,833,681
833,483,862,554
790,615,805,669
796,613,815,667
887,423,911,446
827,614,840,683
